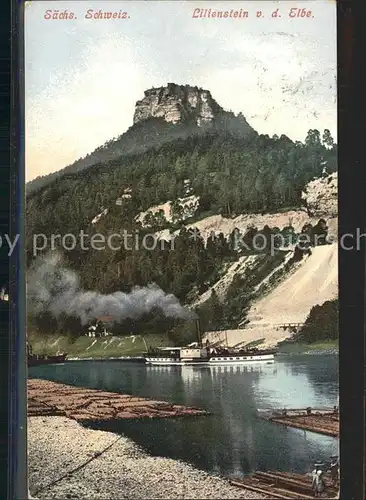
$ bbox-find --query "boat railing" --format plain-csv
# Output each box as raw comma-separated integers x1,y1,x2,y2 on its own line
209,347,276,356
145,350,180,359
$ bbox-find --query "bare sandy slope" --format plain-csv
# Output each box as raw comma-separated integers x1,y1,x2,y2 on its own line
247,244,338,325
137,195,200,225
158,212,337,243
203,326,284,348
186,213,338,242
194,256,258,306
195,251,296,308
204,244,338,348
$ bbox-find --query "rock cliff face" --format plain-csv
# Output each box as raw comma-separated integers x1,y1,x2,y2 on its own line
133,83,224,126
301,172,338,218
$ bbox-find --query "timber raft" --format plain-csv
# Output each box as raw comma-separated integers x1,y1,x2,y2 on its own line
259,408,339,438
231,470,338,499
27,379,209,423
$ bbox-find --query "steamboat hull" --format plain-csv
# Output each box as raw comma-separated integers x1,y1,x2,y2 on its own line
145,353,275,366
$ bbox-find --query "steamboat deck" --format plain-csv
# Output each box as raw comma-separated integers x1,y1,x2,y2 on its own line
145,345,276,366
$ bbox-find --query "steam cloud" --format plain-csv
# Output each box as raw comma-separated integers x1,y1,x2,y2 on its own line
27,254,195,324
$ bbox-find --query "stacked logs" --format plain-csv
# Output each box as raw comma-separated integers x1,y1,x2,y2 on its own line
230,470,338,499
27,379,209,423
259,408,339,438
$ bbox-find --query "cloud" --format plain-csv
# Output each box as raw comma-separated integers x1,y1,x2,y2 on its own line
200,33,336,141
26,34,145,180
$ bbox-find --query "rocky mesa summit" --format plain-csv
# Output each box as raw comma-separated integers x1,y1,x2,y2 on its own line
134,83,232,126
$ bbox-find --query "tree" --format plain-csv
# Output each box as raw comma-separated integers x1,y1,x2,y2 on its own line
154,209,167,229
261,225,273,253
297,299,338,343
143,211,155,227
322,129,334,148
300,222,314,247
229,228,241,253
273,174,288,206
198,194,212,213
312,219,328,246
305,129,321,147
281,225,296,248
201,290,224,331
254,177,265,211
242,226,258,252
170,200,184,223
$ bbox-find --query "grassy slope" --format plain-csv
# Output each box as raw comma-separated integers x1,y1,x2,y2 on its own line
277,339,339,354
29,332,338,358
28,333,171,359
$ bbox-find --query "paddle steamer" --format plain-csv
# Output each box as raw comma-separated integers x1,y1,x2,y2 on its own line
144,321,276,366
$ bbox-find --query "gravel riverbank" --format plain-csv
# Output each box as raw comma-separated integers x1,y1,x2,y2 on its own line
28,417,268,499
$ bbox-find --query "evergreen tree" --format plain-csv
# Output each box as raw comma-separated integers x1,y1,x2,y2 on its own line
322,129,334,148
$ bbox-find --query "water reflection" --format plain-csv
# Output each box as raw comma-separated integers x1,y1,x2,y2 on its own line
276,355,339,405
29,356,339,478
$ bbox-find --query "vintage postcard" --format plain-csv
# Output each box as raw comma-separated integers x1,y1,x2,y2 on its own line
24,1,338,498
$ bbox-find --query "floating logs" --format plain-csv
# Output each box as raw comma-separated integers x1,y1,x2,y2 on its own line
259,408,339,438
27,379,209,423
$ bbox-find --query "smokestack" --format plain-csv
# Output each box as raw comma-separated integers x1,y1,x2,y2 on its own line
196,318,202,347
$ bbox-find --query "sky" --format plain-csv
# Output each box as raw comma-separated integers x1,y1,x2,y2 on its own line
25,0,337,181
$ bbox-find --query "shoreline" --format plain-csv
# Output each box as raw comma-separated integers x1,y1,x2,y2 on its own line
28,332,338,362
28,416,268,499
278,349,338,356
29,348,339,363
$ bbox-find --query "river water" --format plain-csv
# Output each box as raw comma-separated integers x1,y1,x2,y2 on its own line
29,354,339,480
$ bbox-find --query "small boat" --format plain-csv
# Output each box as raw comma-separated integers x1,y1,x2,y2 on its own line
28,353,68,367
144,321,276,366
27,341,67,367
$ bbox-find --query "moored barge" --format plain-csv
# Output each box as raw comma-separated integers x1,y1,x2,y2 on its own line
27,341,67,367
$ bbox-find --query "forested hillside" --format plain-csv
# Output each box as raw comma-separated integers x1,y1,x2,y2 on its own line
27,119,336,237
26,113,337,343
26,111,254,194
